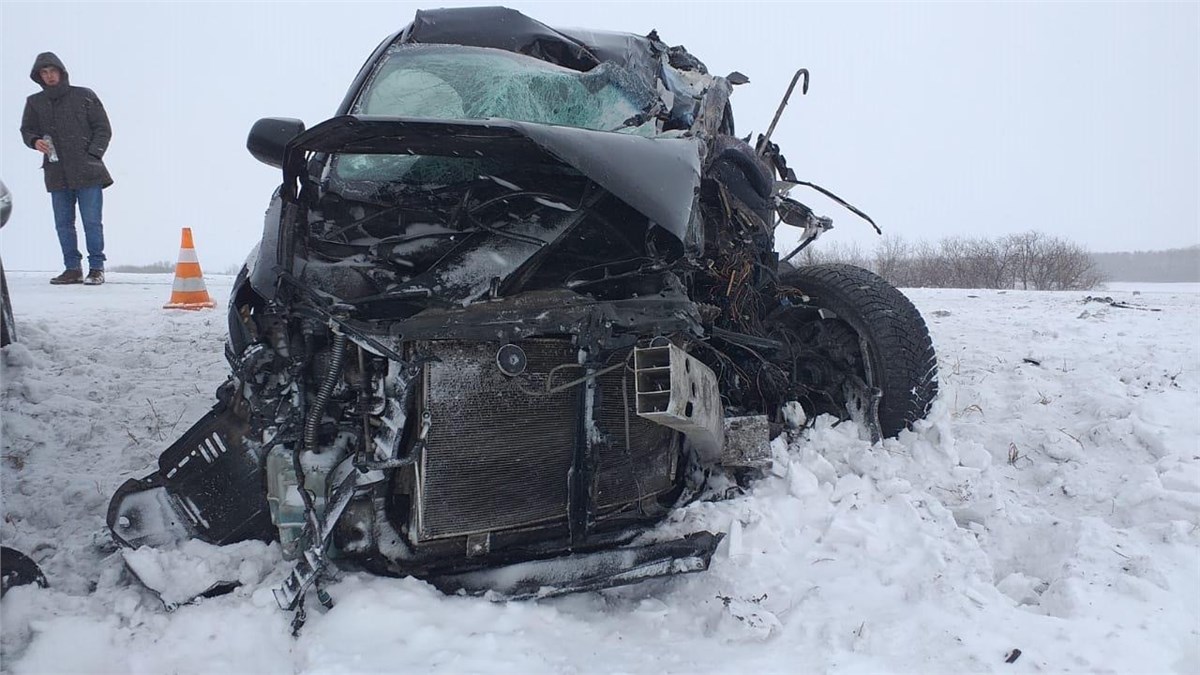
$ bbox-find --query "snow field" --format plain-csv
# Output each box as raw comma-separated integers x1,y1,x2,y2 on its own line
1,272,1197,674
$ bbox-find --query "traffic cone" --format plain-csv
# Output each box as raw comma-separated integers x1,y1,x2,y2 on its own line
163,227,217,310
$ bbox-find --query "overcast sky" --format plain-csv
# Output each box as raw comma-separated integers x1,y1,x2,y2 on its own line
1,1,1196,273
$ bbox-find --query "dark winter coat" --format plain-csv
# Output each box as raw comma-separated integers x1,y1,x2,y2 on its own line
19,53,113,192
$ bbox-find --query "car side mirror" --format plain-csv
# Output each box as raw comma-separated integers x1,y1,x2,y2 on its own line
247,118,305,168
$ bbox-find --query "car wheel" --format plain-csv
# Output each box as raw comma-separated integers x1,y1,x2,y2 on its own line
772,263,938,438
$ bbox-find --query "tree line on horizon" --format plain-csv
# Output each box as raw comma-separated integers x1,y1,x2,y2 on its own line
791,231,1107,290
107,233,1198,288
1090,245,1200,283
107,260,244,275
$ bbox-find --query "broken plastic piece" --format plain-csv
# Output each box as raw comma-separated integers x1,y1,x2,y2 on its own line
634,343,724,459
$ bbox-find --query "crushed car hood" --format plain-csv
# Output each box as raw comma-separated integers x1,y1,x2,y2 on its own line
284,115,702,241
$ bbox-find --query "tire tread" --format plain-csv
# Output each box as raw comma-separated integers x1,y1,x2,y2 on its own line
781,263,938,437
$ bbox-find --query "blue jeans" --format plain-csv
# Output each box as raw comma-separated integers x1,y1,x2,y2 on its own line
50,186,105,271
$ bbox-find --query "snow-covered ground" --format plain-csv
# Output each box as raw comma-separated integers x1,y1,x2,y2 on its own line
2,271,1197,674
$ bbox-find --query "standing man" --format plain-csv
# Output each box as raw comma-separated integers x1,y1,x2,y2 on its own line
20,52,113,286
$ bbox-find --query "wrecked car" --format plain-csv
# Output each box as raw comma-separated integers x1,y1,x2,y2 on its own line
107,7,938,611
1,179,14,348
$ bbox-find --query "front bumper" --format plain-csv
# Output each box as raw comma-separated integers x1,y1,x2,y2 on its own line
428,530,725,599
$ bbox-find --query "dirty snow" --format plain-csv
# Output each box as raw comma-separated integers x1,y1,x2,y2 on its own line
1,272,1197,674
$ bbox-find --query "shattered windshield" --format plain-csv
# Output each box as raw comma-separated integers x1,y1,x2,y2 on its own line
335,44,659,183
354,43,656,130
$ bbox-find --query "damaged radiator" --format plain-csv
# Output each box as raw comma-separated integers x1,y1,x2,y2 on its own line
412,339,679,542
415,339,578,540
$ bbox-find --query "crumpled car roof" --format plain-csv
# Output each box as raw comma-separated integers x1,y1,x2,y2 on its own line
400,6,666,84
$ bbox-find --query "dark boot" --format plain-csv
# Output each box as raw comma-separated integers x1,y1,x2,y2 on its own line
83,270,105,286
50,269,83,285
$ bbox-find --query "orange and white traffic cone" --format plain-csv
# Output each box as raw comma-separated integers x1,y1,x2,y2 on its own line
163,227,217,310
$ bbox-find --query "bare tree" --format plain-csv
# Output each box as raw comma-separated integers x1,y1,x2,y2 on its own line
1007,231,1044,290
873,234,909,284
1036,236,1105,290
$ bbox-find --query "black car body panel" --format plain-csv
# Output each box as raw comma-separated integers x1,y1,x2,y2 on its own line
284,116,701,241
